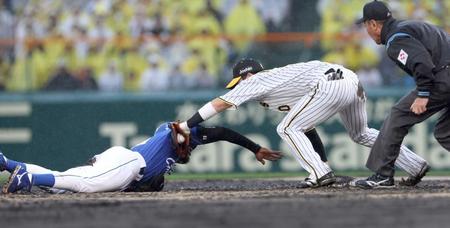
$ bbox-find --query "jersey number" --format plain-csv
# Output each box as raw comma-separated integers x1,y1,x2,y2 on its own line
260,102,290,112
278,105,290,112
324,68,343,80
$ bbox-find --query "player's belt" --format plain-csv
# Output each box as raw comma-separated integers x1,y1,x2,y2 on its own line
433,64,450,74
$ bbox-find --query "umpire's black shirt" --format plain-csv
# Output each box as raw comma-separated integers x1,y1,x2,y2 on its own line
380,18,450,98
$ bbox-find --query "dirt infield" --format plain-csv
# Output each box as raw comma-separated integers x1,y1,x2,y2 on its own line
2,178,450,228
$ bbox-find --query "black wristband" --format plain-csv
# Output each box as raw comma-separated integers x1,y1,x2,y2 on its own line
186,112,204,128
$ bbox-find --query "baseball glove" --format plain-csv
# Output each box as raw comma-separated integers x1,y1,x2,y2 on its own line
170,122,191,163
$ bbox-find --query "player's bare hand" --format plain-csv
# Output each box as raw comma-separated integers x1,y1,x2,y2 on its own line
255,147,283,165
410,97,429,115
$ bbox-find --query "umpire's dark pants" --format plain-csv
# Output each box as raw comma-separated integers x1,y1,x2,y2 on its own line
367,67,450,177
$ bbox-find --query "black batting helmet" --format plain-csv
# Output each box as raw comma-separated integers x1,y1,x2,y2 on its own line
225,58,264,89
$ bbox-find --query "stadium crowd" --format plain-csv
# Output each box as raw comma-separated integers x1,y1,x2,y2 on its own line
0,0,288,92
0,0,448,92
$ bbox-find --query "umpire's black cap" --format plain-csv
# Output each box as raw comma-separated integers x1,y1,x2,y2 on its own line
226,58,264,89
356,0,392,24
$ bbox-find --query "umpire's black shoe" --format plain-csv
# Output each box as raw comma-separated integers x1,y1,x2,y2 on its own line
399,163,430,187
354,173,394,189
317,171,336,187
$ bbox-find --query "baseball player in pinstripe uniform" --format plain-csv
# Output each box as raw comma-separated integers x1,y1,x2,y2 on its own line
179,58,429,187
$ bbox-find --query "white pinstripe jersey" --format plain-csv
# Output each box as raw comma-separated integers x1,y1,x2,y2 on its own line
220,61,344,112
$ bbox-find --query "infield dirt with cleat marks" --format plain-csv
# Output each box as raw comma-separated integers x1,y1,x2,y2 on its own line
1,178,450,228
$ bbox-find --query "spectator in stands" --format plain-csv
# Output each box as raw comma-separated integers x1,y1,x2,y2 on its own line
129,7,152,39
149,11,169,37
75,67,97,91
168,64,187,90
206,0,223,23
72,27,90,60
58,6,91,38
30,43,52,90
224,0,266,52
115,47,145,92
194,62,216,89
85,44,107,77
321,41,346,66
356,63,382,88
182,48,203,76
98,60,123,92
123,71,139,92
252,0,289,32
0,2,14,40
44,61,80,91
343,41,379,72
163,26,189,66
191,9,222,36
88,16,113,43
0,55,7,91
140,55,169,92
0,77,4,91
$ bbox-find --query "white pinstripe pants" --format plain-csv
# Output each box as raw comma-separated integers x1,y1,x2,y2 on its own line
276,69,426,180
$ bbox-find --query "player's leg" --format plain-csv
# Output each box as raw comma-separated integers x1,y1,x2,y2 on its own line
366,91,444,177
50,147,144,192
0,150,60,175
338,91,427,177
4,147,144,193
0,151,26,172
1,159,59,193
276,78,355,183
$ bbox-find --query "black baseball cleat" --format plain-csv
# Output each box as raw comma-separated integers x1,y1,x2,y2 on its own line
353,173,394,189
317,171,336,187
399,163,430,186
297,172,336,188
297,177,317,189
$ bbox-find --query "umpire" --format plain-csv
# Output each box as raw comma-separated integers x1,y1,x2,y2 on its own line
355,1,450,189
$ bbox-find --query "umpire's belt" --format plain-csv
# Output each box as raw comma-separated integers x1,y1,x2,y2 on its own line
433,64,450,74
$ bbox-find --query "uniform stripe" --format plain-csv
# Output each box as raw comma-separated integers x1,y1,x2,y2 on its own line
386,32,411,49
283,87,320,179
55,159,138,179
